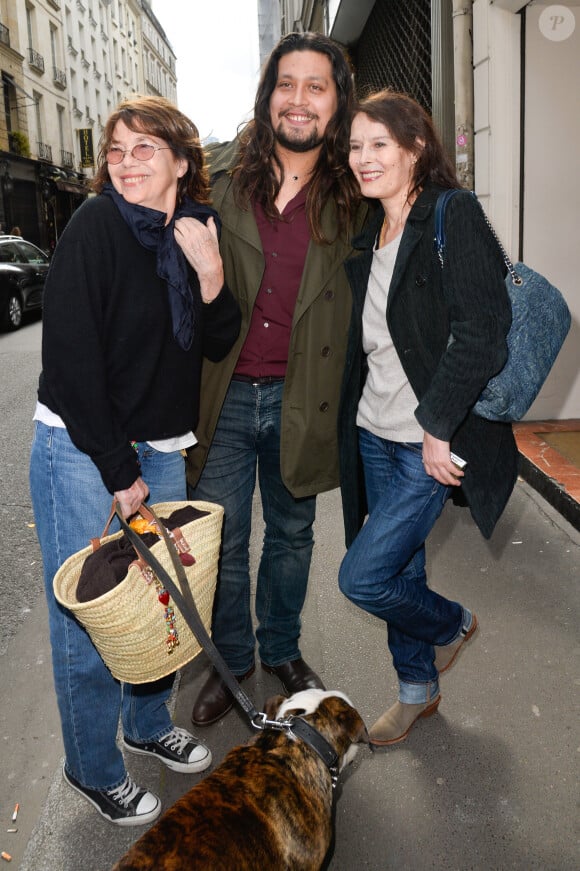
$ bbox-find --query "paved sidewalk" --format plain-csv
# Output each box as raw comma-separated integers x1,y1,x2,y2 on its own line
16,481,580,870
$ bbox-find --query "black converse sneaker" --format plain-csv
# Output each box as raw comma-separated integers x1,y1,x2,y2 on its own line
63,765,161,826
123,726,212,773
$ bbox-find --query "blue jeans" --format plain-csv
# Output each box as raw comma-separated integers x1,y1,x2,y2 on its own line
29,423,187,790
339,429,464,704
189,379,316,673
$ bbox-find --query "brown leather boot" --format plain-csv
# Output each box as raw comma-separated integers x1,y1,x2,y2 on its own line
191,665,255,726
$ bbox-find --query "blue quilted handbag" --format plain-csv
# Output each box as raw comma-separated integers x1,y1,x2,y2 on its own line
434,190,571,422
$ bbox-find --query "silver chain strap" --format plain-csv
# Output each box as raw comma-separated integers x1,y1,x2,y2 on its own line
477,203,523,287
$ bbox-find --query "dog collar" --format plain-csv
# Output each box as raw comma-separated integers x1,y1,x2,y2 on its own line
288,716,340,787
252,712,340,787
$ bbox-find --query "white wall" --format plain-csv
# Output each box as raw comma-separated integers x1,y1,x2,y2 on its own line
473,2,521,262
521,5,579,419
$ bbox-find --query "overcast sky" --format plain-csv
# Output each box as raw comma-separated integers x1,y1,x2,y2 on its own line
151,1,261,142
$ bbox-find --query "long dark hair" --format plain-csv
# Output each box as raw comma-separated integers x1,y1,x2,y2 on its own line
92,95,210,205
354,89,460,197
233,32,361,244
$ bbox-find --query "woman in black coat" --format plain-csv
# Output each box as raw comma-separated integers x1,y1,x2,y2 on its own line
338,90,518,746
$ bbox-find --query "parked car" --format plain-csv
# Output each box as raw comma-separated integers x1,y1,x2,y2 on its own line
0,235,50,331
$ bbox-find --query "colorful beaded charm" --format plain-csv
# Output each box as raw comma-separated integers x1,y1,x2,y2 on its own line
155,578,179,652
138,565,180,653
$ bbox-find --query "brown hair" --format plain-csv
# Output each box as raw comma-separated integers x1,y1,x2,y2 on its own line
232,32,361,245
92,95,210,205
353,89,460,197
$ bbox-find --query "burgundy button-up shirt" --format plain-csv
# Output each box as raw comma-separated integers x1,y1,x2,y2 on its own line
234,184,311,379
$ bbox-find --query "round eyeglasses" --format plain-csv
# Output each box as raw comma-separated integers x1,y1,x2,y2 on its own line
106,143,171,164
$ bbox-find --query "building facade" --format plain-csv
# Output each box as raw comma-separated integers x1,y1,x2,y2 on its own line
0,0,176,251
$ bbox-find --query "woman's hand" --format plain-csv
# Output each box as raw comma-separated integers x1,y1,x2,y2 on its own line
114,476,150,519
174,216,224,303
422,432,464,487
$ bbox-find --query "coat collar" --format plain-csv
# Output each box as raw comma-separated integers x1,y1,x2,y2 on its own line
207,140,262,252
351,185,444,251
346,185,447,314
389,186,440,310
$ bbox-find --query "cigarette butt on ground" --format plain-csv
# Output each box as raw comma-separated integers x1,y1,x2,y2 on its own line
11,805,18,823
1,852,12,862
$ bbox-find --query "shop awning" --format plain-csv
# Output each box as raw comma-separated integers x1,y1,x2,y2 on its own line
54,178,87,194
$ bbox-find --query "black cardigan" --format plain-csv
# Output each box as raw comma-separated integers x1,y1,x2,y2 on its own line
338,185,519,543
38,195,241,493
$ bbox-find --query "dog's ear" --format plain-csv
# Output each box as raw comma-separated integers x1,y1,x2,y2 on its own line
263,694,288,719
346,708,370,745
319,696,369,745
358,725,371,745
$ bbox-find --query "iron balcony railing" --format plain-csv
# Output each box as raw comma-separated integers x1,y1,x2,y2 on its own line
53,66,67,88
28,47,45,74
37,141,53,161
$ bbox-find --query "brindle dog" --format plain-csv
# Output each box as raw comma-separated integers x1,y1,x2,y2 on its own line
112,689,368,871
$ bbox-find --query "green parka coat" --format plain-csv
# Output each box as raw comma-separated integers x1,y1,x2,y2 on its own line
186,140,368,498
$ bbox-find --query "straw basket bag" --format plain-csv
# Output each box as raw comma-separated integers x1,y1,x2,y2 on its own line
53,501,223,684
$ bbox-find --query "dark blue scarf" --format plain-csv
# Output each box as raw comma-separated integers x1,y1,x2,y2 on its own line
102,183,220,351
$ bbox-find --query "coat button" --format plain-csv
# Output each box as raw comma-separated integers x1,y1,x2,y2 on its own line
324,289,334,300
321,345,331,357
319,401,329,412
415,275,427,287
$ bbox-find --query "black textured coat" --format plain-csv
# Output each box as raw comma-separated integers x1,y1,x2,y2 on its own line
338,185,519,544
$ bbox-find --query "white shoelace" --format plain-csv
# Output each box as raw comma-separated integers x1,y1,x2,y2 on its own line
159,726,193,755
107,775,141,807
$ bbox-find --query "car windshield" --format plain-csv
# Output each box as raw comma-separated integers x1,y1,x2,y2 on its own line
14,241,49,264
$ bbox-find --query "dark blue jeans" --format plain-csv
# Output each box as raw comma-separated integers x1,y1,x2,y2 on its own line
189,379,316,673
339,429,464,703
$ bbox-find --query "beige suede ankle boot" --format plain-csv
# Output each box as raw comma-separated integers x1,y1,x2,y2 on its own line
435,612,478,674
369,695,441,746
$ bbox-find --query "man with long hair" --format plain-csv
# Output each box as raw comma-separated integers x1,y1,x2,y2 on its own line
187,32,366,725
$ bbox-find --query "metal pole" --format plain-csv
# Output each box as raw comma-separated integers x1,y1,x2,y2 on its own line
452,0,474,190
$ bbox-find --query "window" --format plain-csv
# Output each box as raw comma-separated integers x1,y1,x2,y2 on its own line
57,104,64,149
50,24,57,67
14,240,49,265
26,5,34,48
33,90,42,142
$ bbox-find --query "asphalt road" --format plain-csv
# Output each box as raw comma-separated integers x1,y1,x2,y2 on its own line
0,316,63,868
0,316,45,655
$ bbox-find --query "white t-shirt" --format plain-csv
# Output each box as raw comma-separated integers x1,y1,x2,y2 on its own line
33,401,197,452
356,233,424,443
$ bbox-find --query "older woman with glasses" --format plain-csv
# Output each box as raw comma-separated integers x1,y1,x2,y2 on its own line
29,95,241,826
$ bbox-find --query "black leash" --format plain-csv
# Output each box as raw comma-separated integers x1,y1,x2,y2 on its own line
116,505,262,727
115,504,341,783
